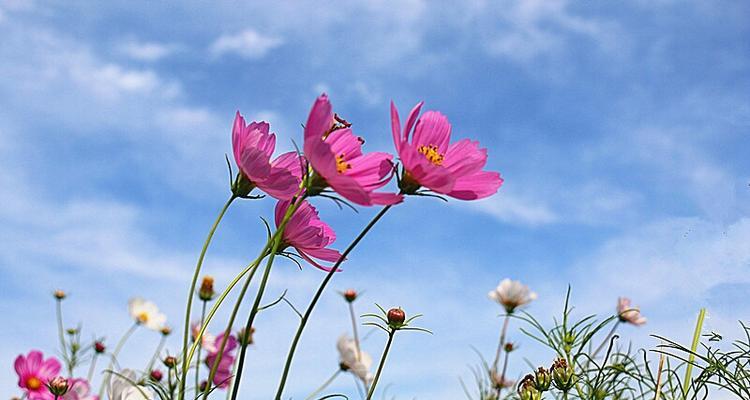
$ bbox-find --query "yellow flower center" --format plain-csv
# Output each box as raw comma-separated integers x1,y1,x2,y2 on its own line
26,376,42,390
418,144,444,166
137,312,149,323
336,154,351,174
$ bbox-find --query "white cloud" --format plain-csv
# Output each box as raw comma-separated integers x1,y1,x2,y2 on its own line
117,39,176,62
464,190,558,226
210,29,283,59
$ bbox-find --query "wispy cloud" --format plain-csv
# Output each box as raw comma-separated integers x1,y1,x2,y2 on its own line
117,39,177,62
210,29,283,59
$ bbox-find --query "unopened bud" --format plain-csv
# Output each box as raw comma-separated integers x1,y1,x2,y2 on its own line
534,367,551,391
237,326,255,347
551,358,576,391
198,276,215,301
94,341,106,353
343,289,357,303
160,326,172,336
200,380,208,391
163,356,178,369
53,290,67,300
150,369,163,382
66,328,78,335
504,342,515,352
518,374,541,400
47,376,69,396
387,308,405,327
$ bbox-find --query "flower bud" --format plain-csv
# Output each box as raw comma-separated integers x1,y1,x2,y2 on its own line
150,369,163,382
237,326,255,347
94,341,106,353
160,326,172,336
343,289,357,303
66,328,78,335
518,374,541,400
198,276,215,301
551,358,576,392
47,376,69,396
199,380,208,391
534,367,551,392
504,342,515,352
387,308,405,327
163,355,178,369
70,342,80,352
53,290,67,300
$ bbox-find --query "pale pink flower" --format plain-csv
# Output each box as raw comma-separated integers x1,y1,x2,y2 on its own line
204,332,238,389
617,297,647,326
62,378,98,400
391,101,503,200
14,350,61,400
337,335,373,383
275,199,342,271
303,94,402,206
488,279,537,313
232,112,303,200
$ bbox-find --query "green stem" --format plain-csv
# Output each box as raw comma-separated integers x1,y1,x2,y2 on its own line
202,247,270,397
229,196,308,399
226,353,241,400
196,300,207,394
178,195,236,400
87,353,98,384
496,342,511,398
145,335,167,374
274,205,393,399
98,322,138,399
682,308,706,398
491,313,511,373
305,369,341,400
349,302,362,361
366,331,395,400
55,300,68,373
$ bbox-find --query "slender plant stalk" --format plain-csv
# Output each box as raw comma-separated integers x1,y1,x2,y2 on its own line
349,302,362,361
305,369,341,400
87,353,98,383
591,321,620,361
98,322,138,398
274,205,393,399
195,300,207,394
492,313,511,372
181,250,270,391
178,194,236,400
55,299,73,377
202,247,270,397
145,335,167,373
229,195,308,399
366,331,395,400
226,353,241,400
682,308,706,398
496,343,511,398
654,352,666,400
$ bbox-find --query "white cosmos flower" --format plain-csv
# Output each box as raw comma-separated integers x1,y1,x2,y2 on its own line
128,298,167,331
337,335,373,383
617,297,647,326
488,279,537,313
107,369,150,400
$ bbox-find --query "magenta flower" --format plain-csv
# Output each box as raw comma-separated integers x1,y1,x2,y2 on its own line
204,332,238,389
275,199,342,272
303,94,402,206
14,350,61,400
390,101,503,200
232,111,303,200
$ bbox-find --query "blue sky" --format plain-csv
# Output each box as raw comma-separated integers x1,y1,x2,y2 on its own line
1,0,749,398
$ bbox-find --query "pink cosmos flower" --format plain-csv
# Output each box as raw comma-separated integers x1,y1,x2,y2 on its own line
275,199,342,272
390,101,503,200
617,297,647,326
303,95,402,206
204,332,238,389
232,112,303,200
14,350,61,400
62,378,98,400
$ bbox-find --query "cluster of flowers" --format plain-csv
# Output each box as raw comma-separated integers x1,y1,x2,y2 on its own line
477,279,647,400
12,93,503,400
